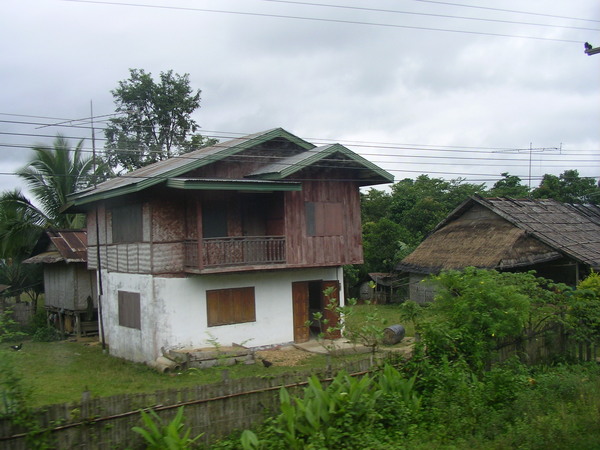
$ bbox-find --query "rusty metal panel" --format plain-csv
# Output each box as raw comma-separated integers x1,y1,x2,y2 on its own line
47,230,87,262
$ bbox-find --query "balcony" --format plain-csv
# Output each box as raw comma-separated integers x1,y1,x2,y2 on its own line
184,236,286,270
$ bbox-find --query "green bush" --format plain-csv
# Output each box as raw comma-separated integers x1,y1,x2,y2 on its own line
32,326,62,342
0,308,27,343
419,268,534,370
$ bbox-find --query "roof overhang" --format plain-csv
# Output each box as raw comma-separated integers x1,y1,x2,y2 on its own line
166,178,302,192
65,128,314,211
249,143,394,186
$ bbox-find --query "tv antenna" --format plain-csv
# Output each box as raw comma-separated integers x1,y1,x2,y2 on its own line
494,143,562,189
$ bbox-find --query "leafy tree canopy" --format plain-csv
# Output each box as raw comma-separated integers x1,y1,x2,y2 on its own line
488,172,530,198
532,169,599,204
105,69,217,172
388,175,486,241
362,218,415,274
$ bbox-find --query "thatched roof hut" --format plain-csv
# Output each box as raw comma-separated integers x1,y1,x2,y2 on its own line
397,196,600,302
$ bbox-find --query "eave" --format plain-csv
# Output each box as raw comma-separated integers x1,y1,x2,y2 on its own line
165,178,302,192
249,143,394,185
65,128,315,210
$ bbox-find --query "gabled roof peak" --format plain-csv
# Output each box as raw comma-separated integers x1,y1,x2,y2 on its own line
66,128,393,210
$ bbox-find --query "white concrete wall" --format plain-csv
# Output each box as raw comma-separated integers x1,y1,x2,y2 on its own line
99,266,343,363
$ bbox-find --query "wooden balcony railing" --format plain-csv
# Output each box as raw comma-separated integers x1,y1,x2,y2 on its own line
184,236,286,269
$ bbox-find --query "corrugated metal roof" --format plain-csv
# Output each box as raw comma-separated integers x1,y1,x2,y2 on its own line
66,128,393,209
24,230,87,264
249,143,394,184
67,128,314,208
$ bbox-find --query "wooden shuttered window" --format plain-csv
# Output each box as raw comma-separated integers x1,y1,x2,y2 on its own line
206,287,256,327
118,291,141,330
112,204,143,243
305,202,343,237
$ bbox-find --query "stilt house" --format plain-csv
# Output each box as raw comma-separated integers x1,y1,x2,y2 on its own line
65,128,393,363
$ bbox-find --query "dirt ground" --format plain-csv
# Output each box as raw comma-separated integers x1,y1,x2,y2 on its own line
255,345,313,367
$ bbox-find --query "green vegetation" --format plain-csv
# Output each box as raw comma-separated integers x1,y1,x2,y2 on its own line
212,270,600,449
213,360,600,449
132,406,204,450
105,68,217,172
356,170,600,279
0,340,339,408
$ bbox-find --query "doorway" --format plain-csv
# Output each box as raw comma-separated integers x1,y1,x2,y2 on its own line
292,280,340,343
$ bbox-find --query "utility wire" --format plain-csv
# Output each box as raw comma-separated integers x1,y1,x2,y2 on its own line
61,0,587,44
0,139,596,164
410,0,600,24
258,0,600,31
1,118,598,155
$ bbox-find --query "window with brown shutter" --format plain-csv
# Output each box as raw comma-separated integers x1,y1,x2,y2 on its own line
118,291,141,330
112,204,143,243
305,202,343,236
206,287,256,326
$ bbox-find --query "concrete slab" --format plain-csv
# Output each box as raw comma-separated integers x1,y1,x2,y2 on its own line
293,339,371,355
294,337,416,357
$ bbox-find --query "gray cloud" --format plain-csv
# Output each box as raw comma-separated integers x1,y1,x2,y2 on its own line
0,0,598,197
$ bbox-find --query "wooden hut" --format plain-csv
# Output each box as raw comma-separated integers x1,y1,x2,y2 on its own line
24,230,98,336
397,196,600,303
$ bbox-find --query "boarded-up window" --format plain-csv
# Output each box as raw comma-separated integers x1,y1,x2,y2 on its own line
305,202,343,236
207,287,255,326
112,204,143,243
118,291,141,330
202,202,228,238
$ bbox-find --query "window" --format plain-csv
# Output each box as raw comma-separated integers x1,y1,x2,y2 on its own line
305,202,343,237
112,204,143,243
118,291,141,329
207,287,256,326
202,202,228,238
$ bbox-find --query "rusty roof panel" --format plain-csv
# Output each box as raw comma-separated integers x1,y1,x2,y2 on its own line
48,230,87,263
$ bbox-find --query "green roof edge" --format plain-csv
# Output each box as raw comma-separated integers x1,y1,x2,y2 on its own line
68,128,314,207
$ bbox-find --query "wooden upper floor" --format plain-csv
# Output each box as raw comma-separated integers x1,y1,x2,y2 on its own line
68,129,393,275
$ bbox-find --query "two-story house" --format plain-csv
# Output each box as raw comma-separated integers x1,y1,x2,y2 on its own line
66,128,393,363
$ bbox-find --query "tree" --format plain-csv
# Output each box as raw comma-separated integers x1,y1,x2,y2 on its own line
389,175,485,241
15,135,103,229
105,69,217,172
487,172,530,198
532,169,599,204
0,136,104,308
362,218,414,274
361,188,392,223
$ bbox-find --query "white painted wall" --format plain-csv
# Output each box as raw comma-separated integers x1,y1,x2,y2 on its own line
99,267,343,362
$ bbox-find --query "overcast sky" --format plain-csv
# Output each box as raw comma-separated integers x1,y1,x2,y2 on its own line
1,0,599,197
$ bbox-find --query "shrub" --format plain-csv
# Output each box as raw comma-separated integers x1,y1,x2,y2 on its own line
420,268,532,370
32,326,62,342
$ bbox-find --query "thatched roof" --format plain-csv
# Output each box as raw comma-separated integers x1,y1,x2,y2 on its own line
397,196,600,274
23,230,88,264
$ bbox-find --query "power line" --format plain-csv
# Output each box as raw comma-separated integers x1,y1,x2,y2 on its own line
61,0,587,44
1,117,598,155
410,0,600,24
258,0,600,31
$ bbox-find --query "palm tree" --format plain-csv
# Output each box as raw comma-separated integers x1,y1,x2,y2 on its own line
16,135,102,229
0,190,47,259
0,135,106,309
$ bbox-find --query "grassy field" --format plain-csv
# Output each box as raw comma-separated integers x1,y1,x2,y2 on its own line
344,303,415,336
1,303,414,408
1,340,336,408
